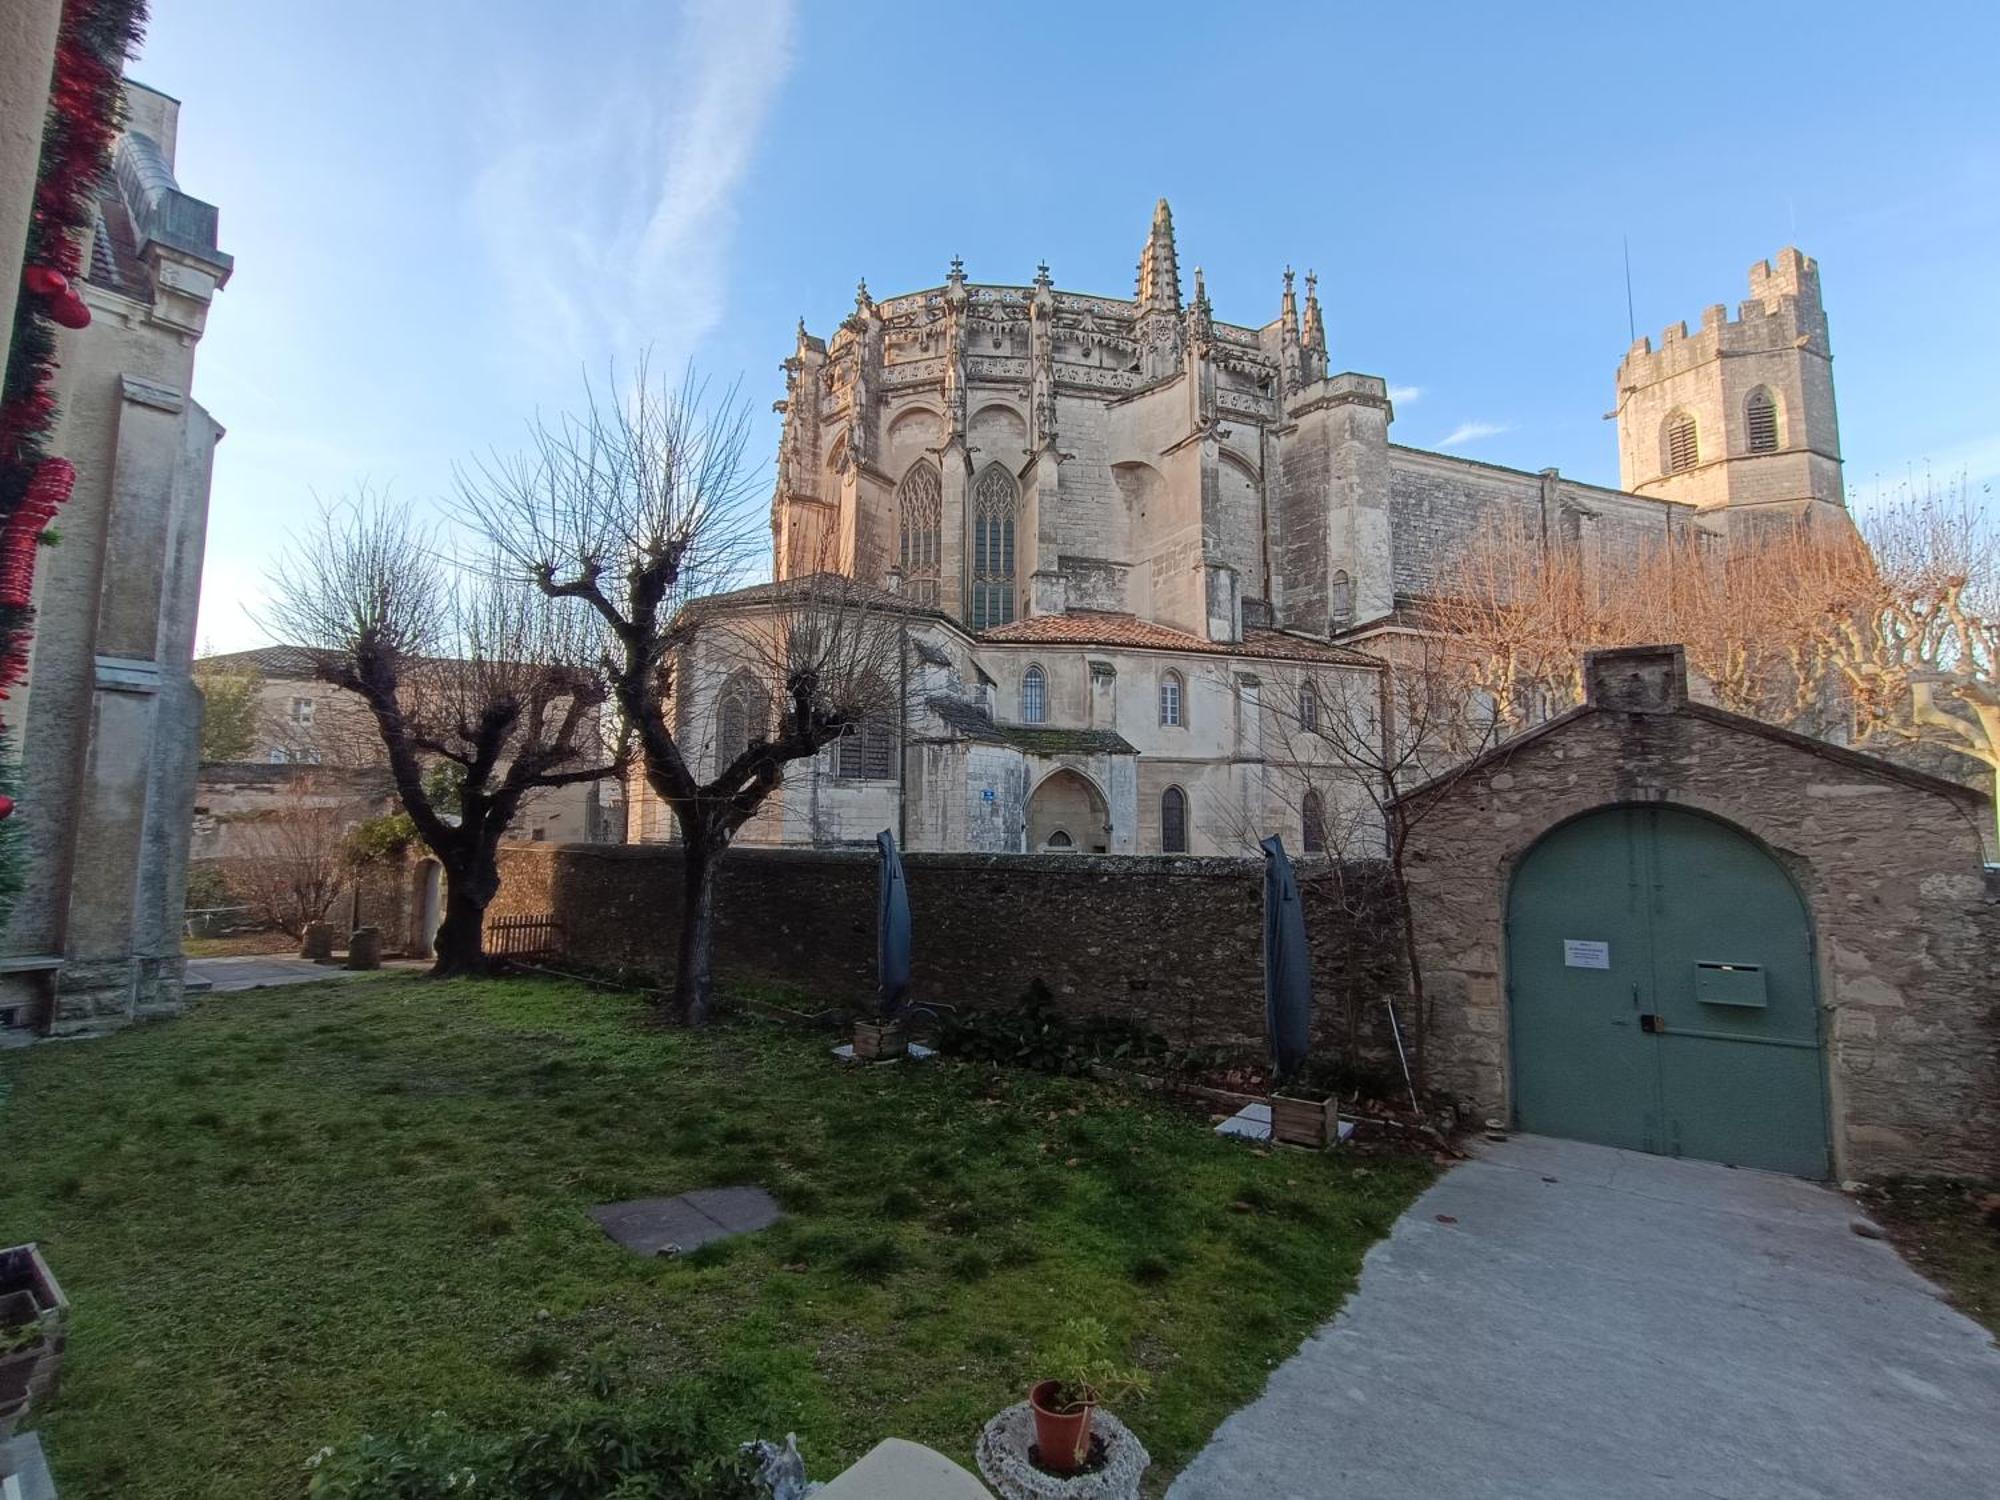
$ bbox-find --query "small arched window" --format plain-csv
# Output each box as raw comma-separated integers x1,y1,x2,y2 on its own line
1045,828,1074,851
1021,665,1047,724
1159,669,1185,728
971,463,1018,629
1330,569,1354,628
897,461,943,605
1298,683,1319,733
1663,411,1699,475
1302,789,1327,853
1160,786,1188,854
1746,388,1779,454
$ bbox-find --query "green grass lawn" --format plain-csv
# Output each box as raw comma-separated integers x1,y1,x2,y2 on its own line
0,975,1432,1498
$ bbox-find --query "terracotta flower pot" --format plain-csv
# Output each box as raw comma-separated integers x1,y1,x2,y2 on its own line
1028,1379,1094,1475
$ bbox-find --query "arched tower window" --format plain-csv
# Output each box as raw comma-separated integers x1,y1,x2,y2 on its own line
1663,411,1699,475
1021,664,1047,724
1302,789,1327,853
1160,786,1188,854
971,463,1017,629
896,461,942,605
713,672,765,780
1330,569,1354,629
1159,669,1185,727
1746,388,1780,454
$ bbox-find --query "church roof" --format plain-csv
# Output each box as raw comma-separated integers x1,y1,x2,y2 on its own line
925,695,1137,757
979,612,1380,668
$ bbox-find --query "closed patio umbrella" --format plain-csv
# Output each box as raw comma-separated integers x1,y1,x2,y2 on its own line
1261,835,1311,1086
877,829,911,1019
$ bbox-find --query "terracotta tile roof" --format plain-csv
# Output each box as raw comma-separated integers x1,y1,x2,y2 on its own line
979,612,1380,667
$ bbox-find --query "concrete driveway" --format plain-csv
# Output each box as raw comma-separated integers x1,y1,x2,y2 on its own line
1169,1135,2000,1500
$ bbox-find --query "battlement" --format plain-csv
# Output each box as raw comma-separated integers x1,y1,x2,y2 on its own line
1620,248,1827,375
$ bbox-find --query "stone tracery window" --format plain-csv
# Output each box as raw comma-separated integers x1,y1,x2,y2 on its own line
971,463,1017,629
1160,785,1188,854
1663,411,1699,475
1746,388,1780,453
897,461,942,606
713,672,766,780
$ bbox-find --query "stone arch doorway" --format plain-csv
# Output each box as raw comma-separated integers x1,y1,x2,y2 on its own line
1506,802,1830,1177
1026,770,1108,853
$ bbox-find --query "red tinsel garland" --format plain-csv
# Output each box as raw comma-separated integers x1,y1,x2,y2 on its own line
0,0,148,851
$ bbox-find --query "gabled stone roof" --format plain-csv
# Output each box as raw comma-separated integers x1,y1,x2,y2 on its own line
979,611,1380,667
926,695,1136,756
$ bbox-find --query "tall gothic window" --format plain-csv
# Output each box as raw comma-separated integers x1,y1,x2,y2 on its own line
1159,669,1185,727
1160,786,1188,854
1021,665,1047,724
1746,388,1780,453
1302,789,1327,853
897,461,942,605
713,673,765,779
1663,411,1699,475
971,463,1017,629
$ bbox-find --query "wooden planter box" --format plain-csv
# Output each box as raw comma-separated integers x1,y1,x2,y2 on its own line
853,1020,909,1061
1270,1093,1338,1149
0,1245,67,1441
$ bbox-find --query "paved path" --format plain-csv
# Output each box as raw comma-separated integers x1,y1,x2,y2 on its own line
187,956,425,992
1169,1135,2000,1500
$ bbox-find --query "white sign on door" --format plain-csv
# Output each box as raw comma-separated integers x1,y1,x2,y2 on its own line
1563,939,1611,970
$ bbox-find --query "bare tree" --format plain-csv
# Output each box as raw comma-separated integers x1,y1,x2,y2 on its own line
1815,476,1999,845
461,369,904,1023
224,772,358,938
266,497,623,976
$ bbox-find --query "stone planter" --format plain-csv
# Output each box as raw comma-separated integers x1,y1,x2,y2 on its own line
977,1400,1149,1498
853,1019,909,1061
1270,1092,1337,1149
345,926,383,970
0,1246,67,1444
301,922,337,963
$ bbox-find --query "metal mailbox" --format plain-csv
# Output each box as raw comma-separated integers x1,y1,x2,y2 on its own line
1694,961,1767,1008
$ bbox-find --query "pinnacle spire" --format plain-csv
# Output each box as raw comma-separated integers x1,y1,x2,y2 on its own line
1136,197,1181,314
1301,269,1327,380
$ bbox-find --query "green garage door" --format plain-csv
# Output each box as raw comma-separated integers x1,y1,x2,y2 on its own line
1506,804,1830,1178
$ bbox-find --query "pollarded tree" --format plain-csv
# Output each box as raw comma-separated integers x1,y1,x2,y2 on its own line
266,497,623,975
461,370,902,1024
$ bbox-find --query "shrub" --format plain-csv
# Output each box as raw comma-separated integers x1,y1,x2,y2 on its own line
937,981,1169,1075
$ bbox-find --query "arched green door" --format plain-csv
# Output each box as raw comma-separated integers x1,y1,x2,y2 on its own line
1506,805,1830,1177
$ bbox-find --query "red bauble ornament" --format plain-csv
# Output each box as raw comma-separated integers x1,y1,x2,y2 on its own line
22,265,68,297
48,292,90,329
0,796,15,821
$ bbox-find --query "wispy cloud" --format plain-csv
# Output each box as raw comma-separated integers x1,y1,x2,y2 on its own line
471,0,797,373
1387,384,1422,406
1436,420,1511,449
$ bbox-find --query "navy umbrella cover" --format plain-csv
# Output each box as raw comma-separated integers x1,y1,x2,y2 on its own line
1261,835,1312,1086
876,829,912,1019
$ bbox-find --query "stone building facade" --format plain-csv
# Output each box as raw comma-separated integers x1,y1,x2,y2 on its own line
195,644,617,846
0,82,230,1036
1398,646,1996,1180
637,204,1847,857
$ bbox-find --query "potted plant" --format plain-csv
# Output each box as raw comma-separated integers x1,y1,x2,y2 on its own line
0,1245,67,1441
1027,1317,1150,1476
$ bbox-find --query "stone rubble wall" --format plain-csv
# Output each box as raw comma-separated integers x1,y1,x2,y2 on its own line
491,843,1407,1062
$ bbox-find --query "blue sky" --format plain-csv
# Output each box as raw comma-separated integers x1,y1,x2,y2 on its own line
134,0,2000,652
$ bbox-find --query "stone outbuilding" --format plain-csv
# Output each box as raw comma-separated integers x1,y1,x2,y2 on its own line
1399,645,1995,1181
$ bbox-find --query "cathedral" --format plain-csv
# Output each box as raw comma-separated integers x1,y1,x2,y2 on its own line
628,202,1846,857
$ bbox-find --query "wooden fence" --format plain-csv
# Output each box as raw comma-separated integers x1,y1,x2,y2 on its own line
486,913,564,960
